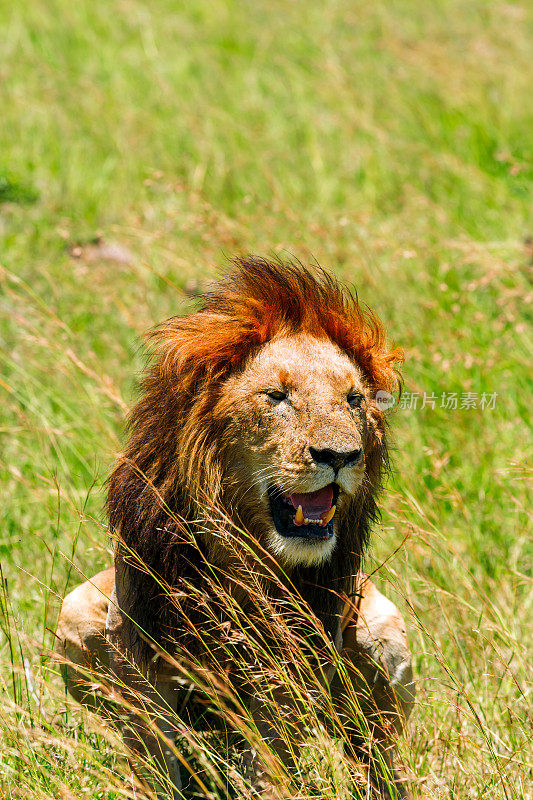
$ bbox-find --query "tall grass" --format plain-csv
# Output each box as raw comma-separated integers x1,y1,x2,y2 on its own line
0,0,531,797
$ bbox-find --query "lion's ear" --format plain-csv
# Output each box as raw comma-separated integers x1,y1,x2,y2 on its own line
147,313,214,379
148,309,270,392
379,347,404,392
148,312,241,384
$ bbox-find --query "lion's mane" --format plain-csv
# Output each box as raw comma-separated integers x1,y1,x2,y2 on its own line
107,257,403,660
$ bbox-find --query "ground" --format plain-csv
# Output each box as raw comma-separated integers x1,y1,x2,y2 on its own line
0,1,531,798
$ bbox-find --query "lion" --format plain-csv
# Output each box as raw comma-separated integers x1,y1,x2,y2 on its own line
56,257,415,798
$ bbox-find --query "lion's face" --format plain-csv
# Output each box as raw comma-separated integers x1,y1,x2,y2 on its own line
220,332,378,568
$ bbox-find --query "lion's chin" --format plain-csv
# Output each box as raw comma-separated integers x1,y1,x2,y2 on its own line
265,528,337,568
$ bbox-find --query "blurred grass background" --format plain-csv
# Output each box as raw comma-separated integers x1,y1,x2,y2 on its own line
0,0,531,797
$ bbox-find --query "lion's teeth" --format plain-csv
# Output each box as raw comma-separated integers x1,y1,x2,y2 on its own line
294,504,335,527
321,505,336,526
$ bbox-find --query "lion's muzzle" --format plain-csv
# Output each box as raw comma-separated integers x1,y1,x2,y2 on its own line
268,483,340,541
308,446,362,473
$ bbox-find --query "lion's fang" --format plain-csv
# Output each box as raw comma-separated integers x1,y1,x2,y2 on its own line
294,505,304,525
321,505,336,526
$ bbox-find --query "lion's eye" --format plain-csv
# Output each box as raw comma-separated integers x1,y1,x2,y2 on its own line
266,390,287,404
347,392,365,409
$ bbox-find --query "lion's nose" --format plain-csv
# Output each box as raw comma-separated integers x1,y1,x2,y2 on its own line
309,446,362,472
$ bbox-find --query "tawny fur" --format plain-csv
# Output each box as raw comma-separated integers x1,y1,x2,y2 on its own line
106,257,403,659
56,257,414,798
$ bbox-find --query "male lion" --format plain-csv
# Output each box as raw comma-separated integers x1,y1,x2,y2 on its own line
57,257,415,798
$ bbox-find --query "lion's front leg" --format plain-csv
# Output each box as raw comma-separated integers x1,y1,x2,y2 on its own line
55,567,115,706
332,578,416,798
342,579,416,730
57,568,183,799
106,569,183,799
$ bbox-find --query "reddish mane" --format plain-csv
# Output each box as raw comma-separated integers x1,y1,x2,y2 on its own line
152,255,403,402
107,257,403,661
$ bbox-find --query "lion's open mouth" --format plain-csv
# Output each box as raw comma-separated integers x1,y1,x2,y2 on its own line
268,483,339,541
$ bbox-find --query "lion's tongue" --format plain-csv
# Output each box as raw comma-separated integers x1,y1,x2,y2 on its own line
289,485,333,519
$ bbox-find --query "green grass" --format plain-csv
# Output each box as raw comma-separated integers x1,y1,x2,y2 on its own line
0,0,531,797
